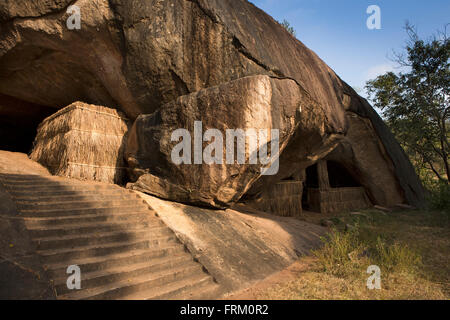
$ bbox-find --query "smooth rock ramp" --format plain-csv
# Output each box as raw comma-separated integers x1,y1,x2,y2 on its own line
137,193,326,293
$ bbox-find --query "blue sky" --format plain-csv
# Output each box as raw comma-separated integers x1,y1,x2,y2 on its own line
250,0,449,97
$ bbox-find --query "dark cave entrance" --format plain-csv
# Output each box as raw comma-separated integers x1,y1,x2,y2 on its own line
246,159,369,217
304,163,319,189
303,161,360,190
0,94,55,154
1,118,39,153
302,163,319,210
302,160,370,213
327,161,360,188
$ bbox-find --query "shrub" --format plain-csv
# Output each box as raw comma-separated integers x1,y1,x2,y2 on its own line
312,227,363,277
279,19,296,37
373,237,422,274
427,181,450,212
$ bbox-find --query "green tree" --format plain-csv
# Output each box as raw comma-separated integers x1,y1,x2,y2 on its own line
366,24,450,183
279,19,296,37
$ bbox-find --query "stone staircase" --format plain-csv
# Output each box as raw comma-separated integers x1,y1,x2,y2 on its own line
0,173,220,300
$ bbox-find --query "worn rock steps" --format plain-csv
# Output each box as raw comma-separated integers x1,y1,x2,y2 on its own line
0,173,221,300
24,211,152,227
60,266,209,300
46,248,188,276
123,274,215,300
37,240,185,264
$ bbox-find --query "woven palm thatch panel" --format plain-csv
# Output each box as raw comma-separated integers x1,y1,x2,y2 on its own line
256,181,303,217
307,187,372,214
30,102,129,184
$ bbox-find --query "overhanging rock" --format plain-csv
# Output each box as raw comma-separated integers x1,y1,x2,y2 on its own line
0,0,425,207
126,75,344,209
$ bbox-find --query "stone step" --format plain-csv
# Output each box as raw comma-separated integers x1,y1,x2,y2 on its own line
39,241,185,265
58,264,204,300
176,282,222,300
46,248,190,277
4,184,118,194
14,192,139,203
0,175,112,184
0,174,55,181
124,274,217,300
28,219,163,238
6,189,123,198
17,199,147,211
54,255,196,295
1,173,219,300
34,227,175,251
0,174,111,184
0,180,98,188
24,211,156,228
19,205,151,218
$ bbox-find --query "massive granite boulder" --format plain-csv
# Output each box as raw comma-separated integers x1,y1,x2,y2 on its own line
0,0,425,207
126,75,343,208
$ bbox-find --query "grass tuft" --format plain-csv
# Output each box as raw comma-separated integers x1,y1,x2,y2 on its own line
373,237,422,274
312,227,363,277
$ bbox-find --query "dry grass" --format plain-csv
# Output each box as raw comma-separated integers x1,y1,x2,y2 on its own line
30,102,129,184
258,269,445,300
256,208,449,300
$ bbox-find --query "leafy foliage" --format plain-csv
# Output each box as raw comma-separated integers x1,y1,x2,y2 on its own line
366,24,450,184
427,181,450,212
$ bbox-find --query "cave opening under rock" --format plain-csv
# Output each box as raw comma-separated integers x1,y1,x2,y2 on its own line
0,94,55,154
327,161,361,188
302,160,371,213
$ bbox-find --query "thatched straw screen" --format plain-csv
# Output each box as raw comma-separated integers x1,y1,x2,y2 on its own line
307,187,371,214
255,181,303,217
30,102,129,184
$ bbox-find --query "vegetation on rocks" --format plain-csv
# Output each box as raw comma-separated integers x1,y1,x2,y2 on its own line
279,19,296,37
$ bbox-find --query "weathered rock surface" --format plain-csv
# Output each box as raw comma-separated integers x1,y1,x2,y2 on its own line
138,192,326,292
0,0,74,21
126,75,339,208
0,0,140,117
0,0,425,207
324,113,405,207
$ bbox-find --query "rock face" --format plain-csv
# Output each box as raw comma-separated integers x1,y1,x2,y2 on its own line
0,0,425,208
0,0,73,20
139,193,326,292
324,113,405,206
126,75,332,208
